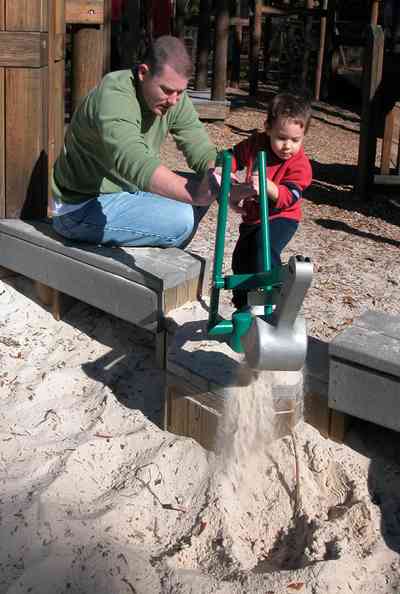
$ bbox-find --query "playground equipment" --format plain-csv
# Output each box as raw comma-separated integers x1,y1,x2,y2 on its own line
208,150,313,372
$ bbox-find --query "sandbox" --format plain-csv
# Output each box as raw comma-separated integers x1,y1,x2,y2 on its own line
1,275,399,593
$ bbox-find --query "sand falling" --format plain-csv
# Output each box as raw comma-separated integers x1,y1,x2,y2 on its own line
164,364,399,593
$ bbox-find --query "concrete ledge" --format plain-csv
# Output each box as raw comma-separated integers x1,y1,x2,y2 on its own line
329,311,400,433
0,219,209,333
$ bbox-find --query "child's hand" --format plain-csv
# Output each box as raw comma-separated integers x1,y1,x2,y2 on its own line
211,167,239,188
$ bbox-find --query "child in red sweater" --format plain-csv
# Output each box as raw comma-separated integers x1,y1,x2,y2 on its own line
229,93,313,308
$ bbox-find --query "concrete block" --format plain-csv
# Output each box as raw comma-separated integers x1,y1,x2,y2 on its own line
329,358,400,432
329,310,400,432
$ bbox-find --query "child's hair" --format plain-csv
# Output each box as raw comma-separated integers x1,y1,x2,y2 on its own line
266,93,312,133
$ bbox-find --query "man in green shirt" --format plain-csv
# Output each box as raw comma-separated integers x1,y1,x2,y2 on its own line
52,36,218,247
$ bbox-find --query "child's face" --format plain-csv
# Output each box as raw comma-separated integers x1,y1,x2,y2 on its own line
265,116,305,161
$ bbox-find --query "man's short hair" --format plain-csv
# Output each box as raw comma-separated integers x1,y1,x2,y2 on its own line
267,93,312,133
142,36,192,79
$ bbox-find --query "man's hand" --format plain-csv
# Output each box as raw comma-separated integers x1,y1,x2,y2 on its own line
192,169,219,206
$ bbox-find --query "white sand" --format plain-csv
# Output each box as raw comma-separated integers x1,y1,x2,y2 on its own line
1,274,399,593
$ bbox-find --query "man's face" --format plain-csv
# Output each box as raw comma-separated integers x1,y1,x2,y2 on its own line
138,63,188,117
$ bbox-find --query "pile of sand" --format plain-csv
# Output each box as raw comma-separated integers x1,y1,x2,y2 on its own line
1,274,399,593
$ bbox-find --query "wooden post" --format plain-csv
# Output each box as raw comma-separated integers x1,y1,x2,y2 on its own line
175,0,186,40
262,3,273,85
355,25,385,198
302,0,314,93
314,0,328,100
249,0,262,97
0,2,4,218
230,2,243,88
66,0,112,113
370,0,380,26
48,0,66,211
195,0,212,90
380,107,396,175
121,0,141,67
71,26,104,110
0,0,65,219
320,0,336,100
211,0,229,102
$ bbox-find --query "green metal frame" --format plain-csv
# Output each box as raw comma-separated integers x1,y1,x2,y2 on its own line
207,150,284,352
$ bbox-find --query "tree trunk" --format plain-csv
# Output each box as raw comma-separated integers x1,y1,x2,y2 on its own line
195,0,212,89
212,0,230,101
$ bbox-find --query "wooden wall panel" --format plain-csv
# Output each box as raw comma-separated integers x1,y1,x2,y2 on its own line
0,68,4,216
0,32,48,67
5,0,48,32
48,60,65,208
102,0,111,73
0,0,5,30
5,68,48,218
65,0,104,24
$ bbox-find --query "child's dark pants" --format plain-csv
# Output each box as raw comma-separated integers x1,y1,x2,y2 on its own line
231,217,298,309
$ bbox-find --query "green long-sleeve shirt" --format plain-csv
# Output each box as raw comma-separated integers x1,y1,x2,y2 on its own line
52,69,217,204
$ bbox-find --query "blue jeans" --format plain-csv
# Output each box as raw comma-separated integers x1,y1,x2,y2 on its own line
52,191,208,248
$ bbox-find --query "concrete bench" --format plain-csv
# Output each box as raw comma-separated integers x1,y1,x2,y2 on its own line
0,219,208,367
329,310,400,432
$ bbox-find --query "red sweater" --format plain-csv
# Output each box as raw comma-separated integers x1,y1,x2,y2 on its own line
232,132,312,224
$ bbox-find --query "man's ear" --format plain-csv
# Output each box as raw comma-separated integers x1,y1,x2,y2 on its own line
137,64,150,82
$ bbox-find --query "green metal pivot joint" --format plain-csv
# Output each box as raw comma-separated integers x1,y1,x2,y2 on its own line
207,149,282,353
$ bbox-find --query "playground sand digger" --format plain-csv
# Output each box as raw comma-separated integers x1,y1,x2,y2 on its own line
1,272,400,593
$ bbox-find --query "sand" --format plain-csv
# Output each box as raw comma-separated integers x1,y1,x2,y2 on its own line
1,272,400,593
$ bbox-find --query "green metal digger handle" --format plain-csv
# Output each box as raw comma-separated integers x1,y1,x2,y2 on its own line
208,150,274,346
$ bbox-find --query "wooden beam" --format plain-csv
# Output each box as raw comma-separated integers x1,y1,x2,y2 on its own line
355,25,384,197
195,0,211,90
249,0,263,96
0,32,49,68
102,0,111,73
65,0,104,25
0,67,4,217
211,0,229,102
370,0,380,26
0,0,4,30
374,174,400,186
380,107,396,175
5,68,48,218
315,0,328,100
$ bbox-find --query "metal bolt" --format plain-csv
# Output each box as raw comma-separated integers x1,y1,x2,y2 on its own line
88,9,95,15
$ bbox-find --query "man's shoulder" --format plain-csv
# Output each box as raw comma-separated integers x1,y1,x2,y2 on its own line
100,69,136,94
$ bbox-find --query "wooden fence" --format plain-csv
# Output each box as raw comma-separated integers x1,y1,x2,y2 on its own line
0,0,111,219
